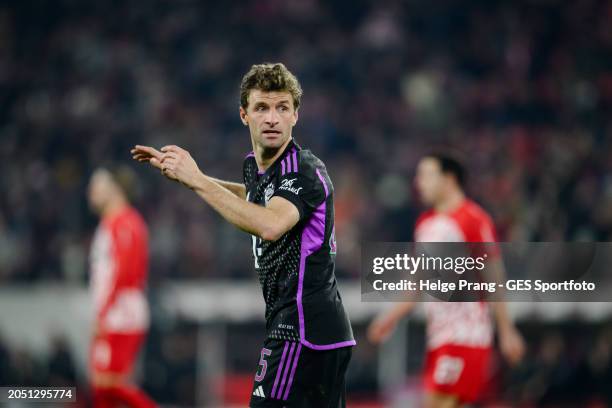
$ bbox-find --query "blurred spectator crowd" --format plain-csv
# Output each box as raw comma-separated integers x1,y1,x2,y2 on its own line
1,321,611,407
1,0,612,282
0,321,198,407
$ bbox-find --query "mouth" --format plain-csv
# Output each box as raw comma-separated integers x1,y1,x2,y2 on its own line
262,130,282,140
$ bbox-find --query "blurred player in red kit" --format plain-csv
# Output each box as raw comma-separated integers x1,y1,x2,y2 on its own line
88,167,156,408
368,153,525,408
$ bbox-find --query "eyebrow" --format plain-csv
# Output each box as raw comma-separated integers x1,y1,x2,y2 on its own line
254,99,290,105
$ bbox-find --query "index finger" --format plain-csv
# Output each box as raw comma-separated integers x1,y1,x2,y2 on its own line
134,145,162,158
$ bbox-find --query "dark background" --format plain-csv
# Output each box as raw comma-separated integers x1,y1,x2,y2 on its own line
0,0,611,406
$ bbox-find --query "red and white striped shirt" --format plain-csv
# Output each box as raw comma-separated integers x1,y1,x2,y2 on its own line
415,199,498,350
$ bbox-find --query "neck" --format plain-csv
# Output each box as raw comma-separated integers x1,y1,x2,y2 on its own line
434,189,465,213
253,137,292,172
102,196,128,218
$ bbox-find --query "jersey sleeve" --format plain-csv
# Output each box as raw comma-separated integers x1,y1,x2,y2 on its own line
272,152,326,222
467,212,501,259
476,216,497,243
481,215,501,258
413,211,432,241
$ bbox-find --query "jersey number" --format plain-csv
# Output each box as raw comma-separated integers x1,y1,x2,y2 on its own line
255,347,272,382
247,190,264,269
433,355,464,385
251,235,263,268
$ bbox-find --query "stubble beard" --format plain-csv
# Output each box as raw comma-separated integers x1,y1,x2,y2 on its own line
256,131,290,161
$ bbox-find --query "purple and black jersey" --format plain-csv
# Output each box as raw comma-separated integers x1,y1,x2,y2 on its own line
243,139,355,350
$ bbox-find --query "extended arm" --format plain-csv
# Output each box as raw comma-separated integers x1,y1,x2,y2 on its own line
131,145,246,199
191,173,298,241
207,177,246,200
131,144,297,241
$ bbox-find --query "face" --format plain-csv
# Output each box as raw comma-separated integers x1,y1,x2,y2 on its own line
415,157,447,206
239,90,298,150
87,169,115,215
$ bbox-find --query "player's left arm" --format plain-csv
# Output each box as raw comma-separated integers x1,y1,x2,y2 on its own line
135,144,299,241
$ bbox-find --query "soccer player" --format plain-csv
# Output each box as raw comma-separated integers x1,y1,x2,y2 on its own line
131,63,355,407
367,153,525,408
88,167,156,408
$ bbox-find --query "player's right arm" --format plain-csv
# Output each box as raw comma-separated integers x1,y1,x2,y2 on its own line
132,144,299,241
131,146,246,199
367,302,415,344
207,177,246,200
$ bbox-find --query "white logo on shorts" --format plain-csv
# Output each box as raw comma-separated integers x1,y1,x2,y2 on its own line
252,385,266,398
433,355,464,385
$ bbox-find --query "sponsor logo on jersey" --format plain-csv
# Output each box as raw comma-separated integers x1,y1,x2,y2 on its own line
278,178,303,195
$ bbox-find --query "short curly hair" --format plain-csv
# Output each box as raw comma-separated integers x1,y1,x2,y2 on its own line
240,63,303,110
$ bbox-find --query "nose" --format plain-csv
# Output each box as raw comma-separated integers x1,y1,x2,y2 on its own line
264,108,280,127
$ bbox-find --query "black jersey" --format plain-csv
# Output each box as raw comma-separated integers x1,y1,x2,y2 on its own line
243,139,355,350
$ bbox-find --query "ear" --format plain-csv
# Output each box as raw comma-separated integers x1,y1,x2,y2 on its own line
292,109,299,126
239,106,248,126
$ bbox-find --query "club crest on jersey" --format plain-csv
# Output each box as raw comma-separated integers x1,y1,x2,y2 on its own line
329,226,337,255
264,183,275,204
278,178,303,195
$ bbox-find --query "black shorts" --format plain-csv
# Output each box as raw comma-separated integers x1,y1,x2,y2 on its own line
249,338,352,408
